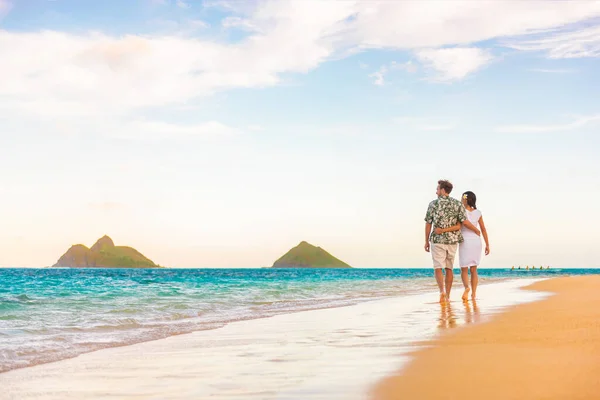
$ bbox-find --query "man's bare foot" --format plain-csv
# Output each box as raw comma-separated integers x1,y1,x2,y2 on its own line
462,287,470,301
439,293,447,303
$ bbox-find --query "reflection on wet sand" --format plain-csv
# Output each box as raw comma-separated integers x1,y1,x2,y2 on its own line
464,299,481,324
438,300,482,329
437,302,457,329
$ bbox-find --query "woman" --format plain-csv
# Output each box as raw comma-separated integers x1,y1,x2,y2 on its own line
435,191,490,300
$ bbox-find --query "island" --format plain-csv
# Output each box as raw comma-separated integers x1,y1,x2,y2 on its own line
52,235,161,268
271,241,352,268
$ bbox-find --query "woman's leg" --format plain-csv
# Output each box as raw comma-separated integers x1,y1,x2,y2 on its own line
460,267,470,300
470,266,479,299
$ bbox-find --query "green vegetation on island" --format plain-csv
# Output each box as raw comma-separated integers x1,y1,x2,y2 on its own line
271,241,352,268
52,235,161,268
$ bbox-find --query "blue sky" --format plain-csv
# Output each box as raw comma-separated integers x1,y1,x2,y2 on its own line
1,0,599,268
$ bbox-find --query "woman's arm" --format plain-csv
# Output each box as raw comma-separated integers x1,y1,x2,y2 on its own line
434,223,461,235
479,216,490,255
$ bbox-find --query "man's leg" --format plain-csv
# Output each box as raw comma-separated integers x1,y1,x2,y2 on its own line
460,267,470,301
435,268,445,302
444,267,453,300
431,244,446,303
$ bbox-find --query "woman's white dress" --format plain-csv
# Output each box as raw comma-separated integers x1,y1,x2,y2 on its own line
459,209,482,268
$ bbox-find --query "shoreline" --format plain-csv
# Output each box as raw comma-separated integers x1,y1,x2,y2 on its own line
371,276,600,400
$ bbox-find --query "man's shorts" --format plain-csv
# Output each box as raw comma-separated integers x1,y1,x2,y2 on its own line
431,243,458,269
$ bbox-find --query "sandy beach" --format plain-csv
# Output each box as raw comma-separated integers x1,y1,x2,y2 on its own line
372,276,600,400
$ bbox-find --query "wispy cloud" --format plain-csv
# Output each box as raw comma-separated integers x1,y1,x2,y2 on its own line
528,68,577,74
496,114,600,133
176,0,190,9
147,18,208,34
149,0,191,9
415,47,493,82
506,25,600,59
221,16,259,31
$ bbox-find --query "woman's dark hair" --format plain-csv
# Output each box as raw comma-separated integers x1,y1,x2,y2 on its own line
462,191,477,209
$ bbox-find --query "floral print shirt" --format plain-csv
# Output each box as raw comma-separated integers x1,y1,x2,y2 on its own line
425,196,467,244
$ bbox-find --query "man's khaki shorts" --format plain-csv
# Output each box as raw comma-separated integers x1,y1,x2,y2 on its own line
431,243,458,269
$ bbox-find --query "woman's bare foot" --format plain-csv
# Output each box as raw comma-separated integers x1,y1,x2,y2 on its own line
462,287,470,301
439,293,447,303
471,292,476,300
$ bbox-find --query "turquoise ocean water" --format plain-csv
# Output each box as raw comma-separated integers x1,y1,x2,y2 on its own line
1,268,598,373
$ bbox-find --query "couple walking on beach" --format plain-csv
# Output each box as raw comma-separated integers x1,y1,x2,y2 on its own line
424,180,490,303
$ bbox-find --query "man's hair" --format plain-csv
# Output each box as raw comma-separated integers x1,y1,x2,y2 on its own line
438,179,453,194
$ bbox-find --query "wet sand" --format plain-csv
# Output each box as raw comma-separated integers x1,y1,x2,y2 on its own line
372,276,600,400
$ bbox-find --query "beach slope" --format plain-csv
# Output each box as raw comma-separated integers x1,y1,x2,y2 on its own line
372,276,600,400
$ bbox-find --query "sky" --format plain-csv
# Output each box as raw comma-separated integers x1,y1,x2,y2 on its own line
1,0,599,269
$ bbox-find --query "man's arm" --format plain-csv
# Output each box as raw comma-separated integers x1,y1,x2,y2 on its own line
424,201,435,252
425,223,432,252
462,220,480,236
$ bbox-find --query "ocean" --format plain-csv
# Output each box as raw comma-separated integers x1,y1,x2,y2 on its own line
1,267,598,375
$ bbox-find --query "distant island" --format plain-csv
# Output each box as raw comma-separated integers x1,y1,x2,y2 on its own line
52,235,161,268
271,241,352,268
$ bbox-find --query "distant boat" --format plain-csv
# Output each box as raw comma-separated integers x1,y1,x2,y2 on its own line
510,265,550,271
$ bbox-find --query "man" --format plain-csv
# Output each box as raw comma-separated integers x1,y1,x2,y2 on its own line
424,180,478,303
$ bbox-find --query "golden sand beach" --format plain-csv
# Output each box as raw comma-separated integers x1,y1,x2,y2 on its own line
372,276,600,400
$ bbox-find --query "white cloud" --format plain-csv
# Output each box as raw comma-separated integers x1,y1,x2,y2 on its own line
0,0,11,18
347,1,600,49
415,47,493,81
176,0,190,9
147,18,209,34
221,16,260,31
496,114,600,133
369,61,416,85
0,29,330,117
528,68,577,74
1,1,600,119
369,65,387,86
506,25,600,59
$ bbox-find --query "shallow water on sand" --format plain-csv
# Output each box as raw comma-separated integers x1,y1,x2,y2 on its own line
2,268,585,374
1,279,548,400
